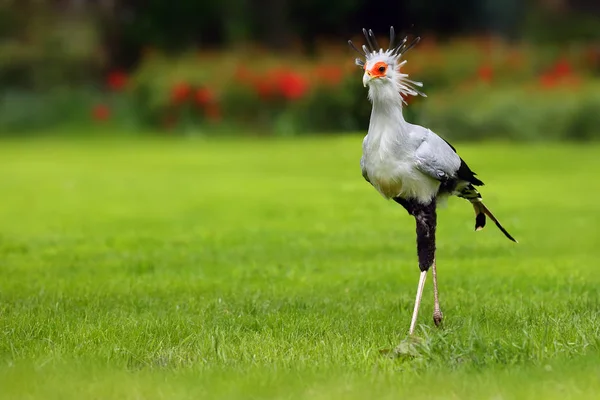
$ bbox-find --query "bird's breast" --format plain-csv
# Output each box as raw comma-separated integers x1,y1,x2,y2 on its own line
362,139,439,202
364,156,409,198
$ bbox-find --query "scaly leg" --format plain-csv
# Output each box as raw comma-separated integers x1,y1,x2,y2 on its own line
431,259,443,326
410,199,437,335
409,270,428,335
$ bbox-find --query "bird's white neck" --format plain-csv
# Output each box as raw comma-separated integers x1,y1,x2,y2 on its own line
368,85,410,140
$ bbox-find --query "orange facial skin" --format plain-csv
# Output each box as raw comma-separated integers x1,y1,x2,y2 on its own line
365,61,388,78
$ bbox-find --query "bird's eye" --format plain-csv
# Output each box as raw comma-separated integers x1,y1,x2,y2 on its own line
370,62,387,76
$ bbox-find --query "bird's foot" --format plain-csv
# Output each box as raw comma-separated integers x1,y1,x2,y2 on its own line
433,309,443,327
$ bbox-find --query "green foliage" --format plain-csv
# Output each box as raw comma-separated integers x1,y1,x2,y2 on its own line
2,34,599,140
0,89,135,134
0,6,102,90
419,82,600,141
127,51,370,135
113,42,600,139
525,8,600,43
0,137,599,398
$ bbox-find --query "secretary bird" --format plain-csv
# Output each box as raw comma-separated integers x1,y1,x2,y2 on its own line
349,28,517,336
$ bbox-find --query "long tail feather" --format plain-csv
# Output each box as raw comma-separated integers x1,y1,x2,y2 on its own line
472,201,518,243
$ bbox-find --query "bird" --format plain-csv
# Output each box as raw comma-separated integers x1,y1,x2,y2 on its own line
348,27,517,336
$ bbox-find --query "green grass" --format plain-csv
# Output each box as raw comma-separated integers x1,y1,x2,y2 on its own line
0,135,599,399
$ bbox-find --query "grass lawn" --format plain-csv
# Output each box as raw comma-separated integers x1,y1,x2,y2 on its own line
0,135,599,399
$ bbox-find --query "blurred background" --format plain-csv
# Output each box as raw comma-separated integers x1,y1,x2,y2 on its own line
1,0,599,140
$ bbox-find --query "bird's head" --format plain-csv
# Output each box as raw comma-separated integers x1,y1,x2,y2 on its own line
349,27,426,105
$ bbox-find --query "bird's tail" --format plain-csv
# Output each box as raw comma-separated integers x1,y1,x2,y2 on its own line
471,201,517,243
457,184,517,243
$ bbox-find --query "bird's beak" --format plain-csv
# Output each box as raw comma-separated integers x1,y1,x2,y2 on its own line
363,71,372,87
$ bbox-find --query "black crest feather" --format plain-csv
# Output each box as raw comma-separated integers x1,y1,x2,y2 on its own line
347,26,420,69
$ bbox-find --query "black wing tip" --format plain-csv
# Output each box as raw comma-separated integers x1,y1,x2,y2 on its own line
440,137,485,187
471,176,485,186
458,158,484,186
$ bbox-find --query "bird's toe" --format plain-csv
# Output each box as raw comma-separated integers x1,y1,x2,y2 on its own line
433,310,443,327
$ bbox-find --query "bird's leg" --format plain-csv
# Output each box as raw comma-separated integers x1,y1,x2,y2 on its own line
432,258,443,326
409,270,427,335
408,199,437,335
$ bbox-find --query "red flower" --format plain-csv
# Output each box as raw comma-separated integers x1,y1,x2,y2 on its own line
539,57,576,89
249,69,309,101
92,104,110,121
553,58,572,79
170,82,192,105
477,64,493,83
277,71,309,100
195,87,214,106
106,71,128,91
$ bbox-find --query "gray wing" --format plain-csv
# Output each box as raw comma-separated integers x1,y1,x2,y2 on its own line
414,129,461,181
360,136,371,183
360,156,370,183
